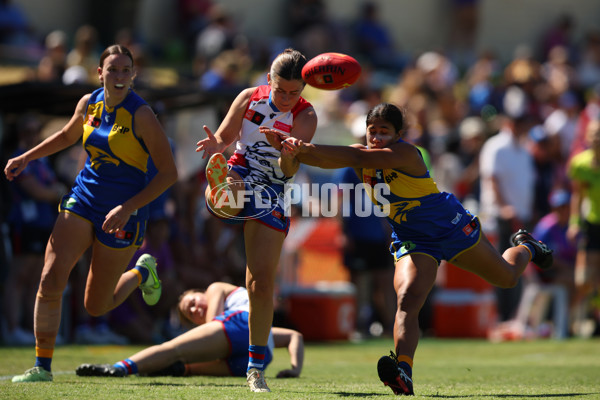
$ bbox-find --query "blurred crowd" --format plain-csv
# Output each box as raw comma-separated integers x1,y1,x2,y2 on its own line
1,0,600,345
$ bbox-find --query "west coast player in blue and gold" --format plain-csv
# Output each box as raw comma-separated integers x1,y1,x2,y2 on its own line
4,45,178,382
262,103,553,396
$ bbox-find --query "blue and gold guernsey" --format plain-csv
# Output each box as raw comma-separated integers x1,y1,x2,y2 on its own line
60,87,149,249
361,140,482,264
74,87,150,218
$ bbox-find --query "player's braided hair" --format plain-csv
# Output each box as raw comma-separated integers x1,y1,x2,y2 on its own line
270,48,307,82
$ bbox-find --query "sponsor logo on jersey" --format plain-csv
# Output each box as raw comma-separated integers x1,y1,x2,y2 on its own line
112,124,130,134
462,220,478,236
273,121,291,133
115,230,134,240
399,240,416,255
245,109,265,125
62,197,77,209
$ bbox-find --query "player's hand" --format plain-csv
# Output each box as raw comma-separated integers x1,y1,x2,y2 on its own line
196,125,222,159
276,368,300,378
260,127,288,150
102,205,132,234
4,155,28,181
281,137,306,156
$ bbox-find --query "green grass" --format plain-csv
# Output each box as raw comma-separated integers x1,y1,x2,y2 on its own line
1,338,599,399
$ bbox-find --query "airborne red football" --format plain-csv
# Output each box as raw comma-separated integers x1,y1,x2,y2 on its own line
301,53,361,90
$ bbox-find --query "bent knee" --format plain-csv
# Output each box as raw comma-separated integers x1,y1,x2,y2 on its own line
495,274,520,289
84,301,109,317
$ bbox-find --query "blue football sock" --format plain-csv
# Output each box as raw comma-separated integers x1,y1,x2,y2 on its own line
114,358,138,375
247,345,267,373
521,242,537,260
35,357,52,372
133,265,149,285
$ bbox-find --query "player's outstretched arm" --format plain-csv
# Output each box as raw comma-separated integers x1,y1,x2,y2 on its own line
273,327,304,378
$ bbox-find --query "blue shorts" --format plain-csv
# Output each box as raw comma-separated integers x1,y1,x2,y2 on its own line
214,310,273,377
206,164,290,236
58,192,146,249
390,214,482,265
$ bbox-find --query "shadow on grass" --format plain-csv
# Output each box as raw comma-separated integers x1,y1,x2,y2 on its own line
332,392,389,397
427,393,600,398
73,379,241,388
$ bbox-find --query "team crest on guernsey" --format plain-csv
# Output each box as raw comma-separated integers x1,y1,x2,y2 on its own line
87,115,101,128
363,174,377,187
245,109,265,125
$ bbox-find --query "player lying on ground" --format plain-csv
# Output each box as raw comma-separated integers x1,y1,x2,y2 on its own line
76,282,303,378
262,103,553,396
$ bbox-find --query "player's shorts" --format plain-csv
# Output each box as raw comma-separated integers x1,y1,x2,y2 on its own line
580,221,600,251
58,192,146,249
390,214,482,265
206,164,290,236
214,310,273,377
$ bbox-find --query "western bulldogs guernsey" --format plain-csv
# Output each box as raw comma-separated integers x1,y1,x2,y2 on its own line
231,85,312,185
72,88,150,218
223,287,250,313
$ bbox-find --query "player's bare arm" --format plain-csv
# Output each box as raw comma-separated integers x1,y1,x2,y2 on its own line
4,94,89,181
196,88,254,158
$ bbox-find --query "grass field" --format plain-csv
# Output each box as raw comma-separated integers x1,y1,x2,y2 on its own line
1,337,599,399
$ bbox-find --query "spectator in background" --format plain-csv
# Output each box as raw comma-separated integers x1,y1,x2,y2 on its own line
479,86,537,321
539,14,575,63
199,49,251,92
193,4,242,78
434,116,486,205
66,25,101,84
447,0,480,69
37,30,68,82
577,30,600,89
352,1,406,73
285,0,348,59
489,189,575,341
567,119,600,337
2,114,68,345
543,90,582,162
534,189,576,303
528,188,575,339
177,0,213,55
569,83,600,160
528,124,568,221
0,0,35,48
